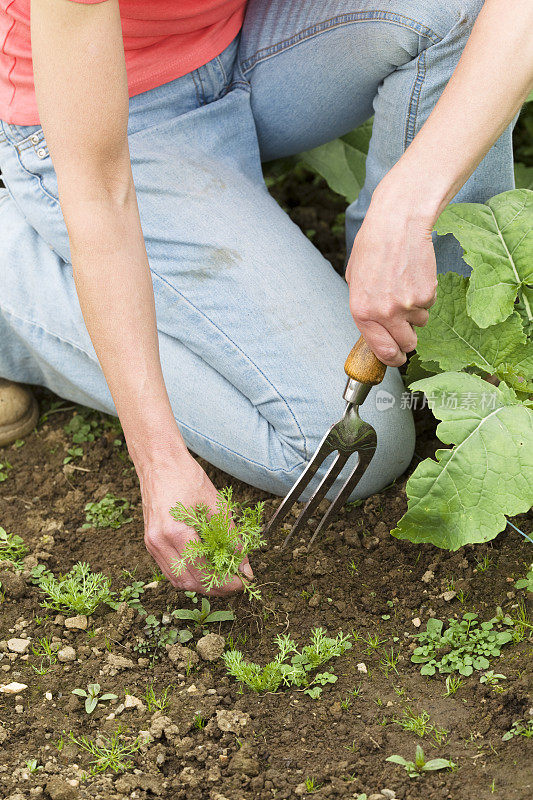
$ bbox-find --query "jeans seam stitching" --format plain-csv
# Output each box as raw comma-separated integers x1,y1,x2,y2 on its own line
215,54,228,87
240,11,442,73
190,70,203,107
194,68,207,106
404,48,427,149
1,304,96,361
150,267,309,459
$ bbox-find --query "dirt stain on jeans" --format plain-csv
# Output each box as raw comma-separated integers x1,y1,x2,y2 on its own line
192,247,242,280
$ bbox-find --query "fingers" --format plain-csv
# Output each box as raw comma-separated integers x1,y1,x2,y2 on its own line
387,320,418,354
407,307,430,327
239,555,254,581
356,320,407,367
145,527,255,597
145,534,197,590
351,289,435,366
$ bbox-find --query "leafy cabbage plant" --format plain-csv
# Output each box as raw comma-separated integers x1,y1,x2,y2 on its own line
393,189,533,550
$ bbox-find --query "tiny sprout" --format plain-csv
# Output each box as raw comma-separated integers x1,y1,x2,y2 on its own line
72,683,118,714
386,744,456,778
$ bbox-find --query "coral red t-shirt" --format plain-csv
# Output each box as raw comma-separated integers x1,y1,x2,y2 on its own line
0,0,247,125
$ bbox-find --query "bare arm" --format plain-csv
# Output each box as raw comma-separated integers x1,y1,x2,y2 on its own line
348,0,533,366
31,0,251,592
31,0,178,462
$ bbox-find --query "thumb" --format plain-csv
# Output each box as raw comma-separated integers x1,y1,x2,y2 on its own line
239,557,254,580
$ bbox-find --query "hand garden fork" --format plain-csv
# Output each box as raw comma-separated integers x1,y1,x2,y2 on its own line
265,335,386,549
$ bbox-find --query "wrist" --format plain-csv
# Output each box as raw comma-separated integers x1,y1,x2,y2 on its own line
373,162,450,229
124,414,190,472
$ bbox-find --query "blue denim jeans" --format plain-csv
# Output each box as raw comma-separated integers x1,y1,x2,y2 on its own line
0,0,514,500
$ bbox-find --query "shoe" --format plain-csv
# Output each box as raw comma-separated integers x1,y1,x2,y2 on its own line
0,379,39,447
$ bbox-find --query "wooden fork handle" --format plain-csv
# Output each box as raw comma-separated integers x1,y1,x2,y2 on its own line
344,335,386,385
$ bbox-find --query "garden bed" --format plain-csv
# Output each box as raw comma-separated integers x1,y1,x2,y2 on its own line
0,388,531,800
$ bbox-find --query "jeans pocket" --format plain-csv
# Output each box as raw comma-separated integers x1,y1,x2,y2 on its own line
6,123,59,204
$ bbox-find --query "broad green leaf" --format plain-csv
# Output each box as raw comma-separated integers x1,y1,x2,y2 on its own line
392,372,533,549
86,697,98,714
415,272,532,390
517,291,533,338
385,755,409,766
404,353,440,385
426,618,444,637
340,119,373,152
204,610,235,623
515,162,533,190
434,189,533,327
498,355,533,394
424,759,455,771
171,609,200,621
299,120,372,203
415,745,425,768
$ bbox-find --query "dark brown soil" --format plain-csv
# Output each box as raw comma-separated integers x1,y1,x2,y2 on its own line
0,378,531,800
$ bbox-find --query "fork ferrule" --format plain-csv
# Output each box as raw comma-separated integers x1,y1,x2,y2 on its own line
343,377,371,406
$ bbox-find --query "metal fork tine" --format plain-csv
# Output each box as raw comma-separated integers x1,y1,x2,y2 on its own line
264,436,334,535
307,444,376,548
264,335,385,546
281,452,349,549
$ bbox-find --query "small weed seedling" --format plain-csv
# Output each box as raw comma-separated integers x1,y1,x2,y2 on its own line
31,637,59,674
0,461,12,482
502,718,533,741
515,564,533,593
107,579,147,613
63,446,83,465
305,777,323,793
479,671,507,690
33,561,114,615
223,628,351,696
193,714,207,730
170,487,264,599
64,406,121,444
144,683,171,713
64,410,103,443
83,494,133,530
68,727,144,774
0,527,26,568
379,646,399,676
443,675,463,697
393,708,448,744
72,683,118,714
412,612,513,676
507,600,533,643
134,613,191,664
386,745,456,779
24,759,42,774
172,596,234,630
475,555,492,573
363,633,387,653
